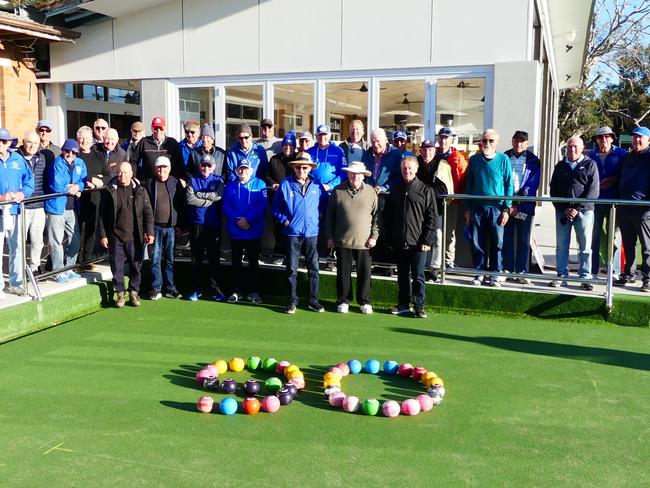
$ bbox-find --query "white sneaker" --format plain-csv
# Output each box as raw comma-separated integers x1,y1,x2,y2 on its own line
337,303,349,313
226,293,239,303
471,275,483,286
360,304,373,314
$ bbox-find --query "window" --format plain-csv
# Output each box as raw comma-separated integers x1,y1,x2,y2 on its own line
324,81,368,142
64,82,141,105
224,85,263,148
273,83,315,138
379,79,425,149
436,78,485,152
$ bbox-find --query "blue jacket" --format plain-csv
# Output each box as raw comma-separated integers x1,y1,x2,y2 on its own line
179,138,203,169
618,148,650,209
185,173,224,228
587,145,627,199
504,149,541,215
226,142,268,183
223,176,268,240
308,143,347,190
361,146,402,192
272,175,325,238
0,151,34,215
44,155,87,215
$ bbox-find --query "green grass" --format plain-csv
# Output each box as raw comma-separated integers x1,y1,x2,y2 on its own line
1,299,649,486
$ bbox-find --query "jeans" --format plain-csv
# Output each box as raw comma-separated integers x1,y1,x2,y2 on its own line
396,247,427,309
109,239,142,292
470,206,504,273
47,210,80,272
287,236,319,306
336,247,371,305
555,210,594,278
0,213,23,287
151,225,176,292
502,212,534,273
231,238,261,294
25,207,46,270
591,203,621,277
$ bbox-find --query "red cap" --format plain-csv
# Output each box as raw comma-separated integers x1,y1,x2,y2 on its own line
151,116,166,128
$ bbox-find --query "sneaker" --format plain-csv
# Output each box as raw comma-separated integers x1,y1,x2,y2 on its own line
490,277,504,288
247,292,262,303
549,279,567,288
54,273,69,284
326,261,337,272
414,308,428,319
446,262,457,270
515,275,531,285
360,304,373,314
67,270,81,279
129,290,141,307
580,282,594,291
471,275,483,286
6,286,25,296
164,289,182,299
115,291,126,308
337,302,349,313
188,290,202,302
640,281,650,293
390,304,413,315
308,302,325,313
426,270,439,283
227,292,239,303
273,257,285,265
149,290,162,301
212,289,226,302
285,303,296,314
614,275,636,287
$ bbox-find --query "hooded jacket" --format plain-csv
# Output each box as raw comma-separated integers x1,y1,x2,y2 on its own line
223,176,268,240
272,174,325,238
44,155,87,215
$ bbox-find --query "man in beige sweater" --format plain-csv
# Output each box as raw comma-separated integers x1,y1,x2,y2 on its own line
325,161,379,314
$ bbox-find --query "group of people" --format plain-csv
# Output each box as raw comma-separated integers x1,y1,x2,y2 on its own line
1,114,648,311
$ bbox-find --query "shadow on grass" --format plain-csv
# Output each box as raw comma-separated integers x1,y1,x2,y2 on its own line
390,327,650,372
160,400,196,412
523,294,604,320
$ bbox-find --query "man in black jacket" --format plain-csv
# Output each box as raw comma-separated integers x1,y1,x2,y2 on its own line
99,162,154,308
387,156,437,318
130,116,183,181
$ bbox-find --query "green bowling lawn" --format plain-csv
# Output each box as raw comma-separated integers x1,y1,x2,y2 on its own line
1,299,649,486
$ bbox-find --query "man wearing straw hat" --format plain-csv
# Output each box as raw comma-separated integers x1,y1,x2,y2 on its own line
325,161,379,314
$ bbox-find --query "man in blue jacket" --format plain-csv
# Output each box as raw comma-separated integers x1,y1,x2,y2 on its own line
185,154,225,301
225,123,268,183
223,159,268,303
308,124,347,192
44,138,87,283
272,152,325,314
0,128,34,297
503,131,540,284
587,126,627,279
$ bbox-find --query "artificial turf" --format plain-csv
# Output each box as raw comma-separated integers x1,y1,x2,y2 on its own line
1,299,649,486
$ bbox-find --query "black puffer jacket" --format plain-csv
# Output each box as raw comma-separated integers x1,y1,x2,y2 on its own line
387,177,438,250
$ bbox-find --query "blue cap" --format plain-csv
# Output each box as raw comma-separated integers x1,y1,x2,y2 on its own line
0,128,14,140
420,139,435,148
237,159,252,169
61,138,80,153
393,131,407,141
316,124,330,135
282,133,296,146
631,126,650,137
37,120,52,130
438,127,454,137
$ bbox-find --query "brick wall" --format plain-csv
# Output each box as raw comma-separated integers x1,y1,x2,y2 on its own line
0,50,38,143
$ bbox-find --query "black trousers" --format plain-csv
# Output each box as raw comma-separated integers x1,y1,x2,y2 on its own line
336,247,371,305
79,190,101,262
231,238,261,294
109,239,141,293
189,224,221,291
618,207,650,281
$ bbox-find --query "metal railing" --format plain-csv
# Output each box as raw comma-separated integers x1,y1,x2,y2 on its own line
440,194,649,313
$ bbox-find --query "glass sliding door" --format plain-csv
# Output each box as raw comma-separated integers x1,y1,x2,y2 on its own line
179,87,214,130
273,83,315,138
324,81,368,142
436,78,485,154
224,85,263,149
379,79,426,151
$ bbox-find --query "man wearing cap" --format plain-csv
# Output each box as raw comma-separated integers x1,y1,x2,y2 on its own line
502,130,541,283
0,128,34,297
298,131,314,152
130,116,183,181
307,124,347,193
186,153,226,301
36,120,61,166
549,136,599,290
324,161,378,314
121,121,145,162
190,124,226,177
434,127,468,269
179,120,203,170
587,126,626,279
16,131,47,274
226,123,268,183
387,156,437,319
44,138,87,283
465,129,513,287
339,120,370,164
223,159,268,303
272,151,326,314
92,118,109,145
256,118,282,161
98,162,154,308
143,156,183,300
615,126,650,292
416,138,453,281
392,131,415,157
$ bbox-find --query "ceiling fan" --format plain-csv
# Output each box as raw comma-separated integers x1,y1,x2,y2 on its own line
401,93,423,105
342,82,386,92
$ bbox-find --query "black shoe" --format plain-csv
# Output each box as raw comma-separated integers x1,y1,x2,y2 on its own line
164,289,182,299
641,281,650,293
614,275,636,286
308,302,325,313
390,304,413,315
580,282,594,291
414,308,428,319
149,290,162,301
285,303,297,314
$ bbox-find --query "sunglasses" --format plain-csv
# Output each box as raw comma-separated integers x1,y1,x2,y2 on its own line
238,136,251,140
481,138,496,144
185,130,196,135
62,149,78,154
95,126,107,131
295,166,311,171
152,127,165,131
200,163,213,167
38,127,52,133
0,139,10,144
261,124,273,129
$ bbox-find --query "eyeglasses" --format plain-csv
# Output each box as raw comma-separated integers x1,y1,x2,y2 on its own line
38,127,52,133
481,138,496,144
152,127,165,131
596,135,611,139
200,163,213,168
238,136,251,140
62,149,78,154
185,130,196,135
95,126,107,131
0,139,9,144
261,124,272,129
295,166,311,171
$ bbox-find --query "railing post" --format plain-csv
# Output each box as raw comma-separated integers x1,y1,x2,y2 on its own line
19,202,27,295
440,198,448,284
605,203,616,314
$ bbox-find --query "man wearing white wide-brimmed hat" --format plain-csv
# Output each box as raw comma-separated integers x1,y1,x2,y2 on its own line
324,161,378,314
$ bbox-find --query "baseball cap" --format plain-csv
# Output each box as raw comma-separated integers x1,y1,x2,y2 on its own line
61,138,80,153
151,116,166,128
316,124,330,135
438,127,454,137
131,121,145,132
37,120,52,130
155,156,171,167
512,130,529,141
282,133,296,146
260,118,274,127
237,159,253,169
299,131,314,140
200,154,215,166
238,123,252,137
393,131,407,141
420,139,435,148
631,126,650,137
